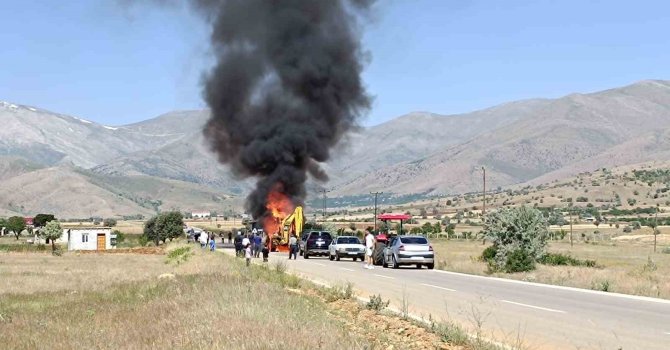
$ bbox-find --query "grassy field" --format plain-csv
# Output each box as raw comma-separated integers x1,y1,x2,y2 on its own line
432,238,670,299
0,244,476,350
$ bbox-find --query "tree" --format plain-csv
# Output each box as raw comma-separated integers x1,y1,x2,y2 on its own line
41,220,63,254
33,214,56,228
0,218,7,235
103,218,118,227
7,216,26,240
420,222,433,235
143,216,158,246
481,206,549,272
143,211,185,246
432,222,442,235
155,211,184,242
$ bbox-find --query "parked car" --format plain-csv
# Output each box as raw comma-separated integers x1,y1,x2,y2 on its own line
301,231,333,259
329,236,365,261
383,235,434,269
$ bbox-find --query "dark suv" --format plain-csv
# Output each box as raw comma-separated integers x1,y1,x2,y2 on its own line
301,231,333,259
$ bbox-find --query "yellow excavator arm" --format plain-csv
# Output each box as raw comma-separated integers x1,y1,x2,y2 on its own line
280,206,304,245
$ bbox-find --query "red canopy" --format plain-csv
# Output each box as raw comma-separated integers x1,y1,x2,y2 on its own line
377,213,411,221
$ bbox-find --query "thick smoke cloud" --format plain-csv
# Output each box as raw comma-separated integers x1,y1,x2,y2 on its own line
194,0,373,222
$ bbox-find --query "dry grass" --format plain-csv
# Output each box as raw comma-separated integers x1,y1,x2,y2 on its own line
432,239,670,299
0,247,370,350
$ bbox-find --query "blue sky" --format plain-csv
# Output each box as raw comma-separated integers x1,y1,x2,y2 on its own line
1,0,669,126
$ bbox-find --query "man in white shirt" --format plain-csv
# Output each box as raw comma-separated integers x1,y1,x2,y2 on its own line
364,229,375,269
242,234,250,248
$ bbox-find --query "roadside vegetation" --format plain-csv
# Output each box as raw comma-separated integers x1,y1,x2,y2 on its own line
0,244,496,350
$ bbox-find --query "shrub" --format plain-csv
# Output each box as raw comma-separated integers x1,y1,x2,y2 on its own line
593,280,611,292
166,246,192,265
324,283,354,302
481,245,497,262
661,247,670,254
113,230,125,244
539,253,597,267
366,294,390,311
482,206,549,272
622,226,632,233
504,249,535,273
103,218,117,227
138,235,149,247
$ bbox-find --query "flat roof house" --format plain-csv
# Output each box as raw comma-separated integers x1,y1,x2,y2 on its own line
191,211,211,218
61,227,116,251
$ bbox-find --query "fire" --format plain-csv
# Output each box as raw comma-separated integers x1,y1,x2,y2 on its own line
263,184,294,235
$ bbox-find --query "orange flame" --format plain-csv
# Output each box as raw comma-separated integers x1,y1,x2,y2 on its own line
263,184,294,235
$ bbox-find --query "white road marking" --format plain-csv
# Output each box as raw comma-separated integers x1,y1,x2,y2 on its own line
664,332,670,335
420,283,456,292
313,263,327,267
501,300,566,313
373,274,395,280
340,268,355,272
432,269,670,304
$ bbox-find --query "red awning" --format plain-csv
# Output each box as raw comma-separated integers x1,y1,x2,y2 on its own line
377,213,411,221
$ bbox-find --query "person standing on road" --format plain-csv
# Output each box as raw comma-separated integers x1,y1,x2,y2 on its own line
365,229,375,269
228,231,232,244
288,234,298,260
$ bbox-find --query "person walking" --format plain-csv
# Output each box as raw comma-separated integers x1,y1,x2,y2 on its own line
253,233,262,258
199,230,208,249
245,243,252,267
261,233,269,262
288,233,298,260
364,229,375,269
242,234,250,248
228,231,233,244
234,233,242,257
209,233,216,251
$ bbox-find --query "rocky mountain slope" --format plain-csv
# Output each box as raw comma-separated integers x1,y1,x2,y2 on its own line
335,80,670,196
1,79,669,216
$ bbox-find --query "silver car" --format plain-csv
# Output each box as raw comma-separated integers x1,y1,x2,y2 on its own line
328,236,366,261
383,235,434,269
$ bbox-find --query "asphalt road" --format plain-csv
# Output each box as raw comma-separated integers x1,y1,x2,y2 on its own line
218,244,669,349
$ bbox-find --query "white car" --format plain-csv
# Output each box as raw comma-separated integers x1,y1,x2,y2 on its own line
329,236,366,261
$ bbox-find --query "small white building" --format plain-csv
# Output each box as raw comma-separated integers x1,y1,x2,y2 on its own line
60,227,116,251
191,211,211,219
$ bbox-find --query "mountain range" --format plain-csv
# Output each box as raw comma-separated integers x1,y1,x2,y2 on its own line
1,79,669,217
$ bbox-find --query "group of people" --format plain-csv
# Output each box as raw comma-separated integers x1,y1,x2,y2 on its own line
234,231,269,266
188,230,217,251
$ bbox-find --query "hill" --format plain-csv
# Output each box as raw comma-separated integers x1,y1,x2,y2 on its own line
334,80,670,196
2,79,670,216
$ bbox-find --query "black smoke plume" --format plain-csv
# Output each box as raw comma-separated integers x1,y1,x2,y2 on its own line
194,0,373,223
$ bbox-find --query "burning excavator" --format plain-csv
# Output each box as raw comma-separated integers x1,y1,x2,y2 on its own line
263,187,304,252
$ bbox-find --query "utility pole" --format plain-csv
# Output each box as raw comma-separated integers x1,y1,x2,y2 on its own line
371,192,383,234
320,189,331,219
482,166,486,217
481,167,486,245
569,208,573,248
654,207,658,253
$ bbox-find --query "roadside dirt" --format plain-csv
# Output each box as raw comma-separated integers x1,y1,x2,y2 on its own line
289,288,464,350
